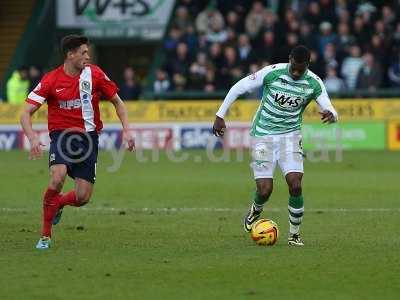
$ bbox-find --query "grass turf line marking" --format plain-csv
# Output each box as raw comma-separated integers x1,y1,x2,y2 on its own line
1,207,400,213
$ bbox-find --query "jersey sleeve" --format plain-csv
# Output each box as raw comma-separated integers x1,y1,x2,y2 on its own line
314,79,339,122
216,65,274,118
26,74,50,107
93,66,119,100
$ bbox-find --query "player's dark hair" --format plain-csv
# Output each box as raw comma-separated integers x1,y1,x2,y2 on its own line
61,35,89,58
290,45,311,64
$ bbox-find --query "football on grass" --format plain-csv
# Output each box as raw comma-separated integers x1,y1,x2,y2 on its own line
251,219,279,246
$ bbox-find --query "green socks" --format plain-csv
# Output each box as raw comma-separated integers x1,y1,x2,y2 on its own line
288,195,304,234
253,191,270,210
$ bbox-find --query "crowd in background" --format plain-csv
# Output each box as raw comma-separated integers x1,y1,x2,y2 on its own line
155,0,400,94
2,66,42,104
2,65,143,103
3,0,400,102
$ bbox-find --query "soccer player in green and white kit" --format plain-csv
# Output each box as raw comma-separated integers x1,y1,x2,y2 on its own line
213,46,338,246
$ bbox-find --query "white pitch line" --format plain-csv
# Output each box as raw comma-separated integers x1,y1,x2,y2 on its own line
1,207,400,213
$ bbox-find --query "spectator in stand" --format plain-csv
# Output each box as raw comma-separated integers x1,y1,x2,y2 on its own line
299,21,318,50
255,30,278,63
119,66,141,100
284,9,300,34
6,66,29,104
336,22,355,61
309,50,325,78
196,5,224,35
261,9,278,34
318,22,337,55
224,28,237,48
208,42,224,70
324,65,346,93
184,25,198,52
172,73,187,91
322,43,339,72
336,4,351,25
245,1,265,39
174,6,192,30
205,14,228,43
353,15,370,47
355,3,375,26
220,46,242,88
341,45,363,90
374,20,386,42
28,65,42,92
153,69,170,94
304,2,322,28
319,0,337,26
277,32,299,62
166,42,192,78
225,10,242,33
287,18,300,34
237,33,256,69
381,5,396,29
368,34,386,63
188,52,208,89
388,54,400,87
196,33,209,53
164,26,183,54
356,53,383,91
204,67,216,92
177,0,204,19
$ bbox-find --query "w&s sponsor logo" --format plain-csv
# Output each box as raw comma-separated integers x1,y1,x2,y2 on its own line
273,93,304,109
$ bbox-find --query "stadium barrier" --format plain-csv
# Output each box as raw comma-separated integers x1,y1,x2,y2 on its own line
0,100,399,151
388,120,400,150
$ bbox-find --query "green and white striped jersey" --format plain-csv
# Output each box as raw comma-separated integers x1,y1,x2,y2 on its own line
216,63,338,136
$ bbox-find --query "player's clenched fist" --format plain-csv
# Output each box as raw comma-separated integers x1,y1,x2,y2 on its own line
213,116,226,137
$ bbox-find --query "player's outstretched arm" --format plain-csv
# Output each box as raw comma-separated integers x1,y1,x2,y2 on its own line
109,94,135,151
213,77,252,138
213,66,270,137
20,103,45,160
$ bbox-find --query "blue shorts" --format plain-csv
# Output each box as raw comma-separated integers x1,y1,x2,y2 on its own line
49,130,99,184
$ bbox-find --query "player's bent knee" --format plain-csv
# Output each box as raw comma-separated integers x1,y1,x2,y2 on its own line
258,189,272,199
257,185,273,199
75,190,91,206
75,195,90,206
50,175,65,191
289,182,302,196
75,200,89,207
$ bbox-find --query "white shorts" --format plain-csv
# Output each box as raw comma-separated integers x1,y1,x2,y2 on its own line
250,131,304,179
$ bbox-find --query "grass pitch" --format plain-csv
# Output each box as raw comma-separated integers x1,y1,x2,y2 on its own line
0,150,399,299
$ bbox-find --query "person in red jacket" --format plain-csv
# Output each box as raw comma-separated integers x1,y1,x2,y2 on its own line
20,35,135,249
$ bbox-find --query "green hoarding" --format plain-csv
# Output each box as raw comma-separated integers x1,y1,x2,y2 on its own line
302,122,385,150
